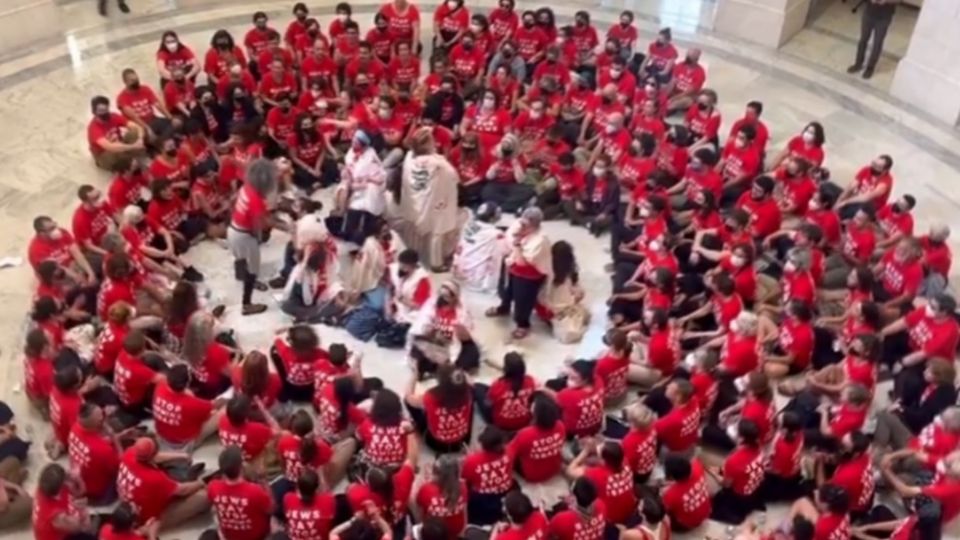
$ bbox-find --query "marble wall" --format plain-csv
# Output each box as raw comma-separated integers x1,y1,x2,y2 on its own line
891,0,960,125
713,0,812,47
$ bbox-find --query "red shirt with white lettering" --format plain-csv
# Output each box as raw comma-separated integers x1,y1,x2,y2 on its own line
922,476,960,524
767,431,804,478
284,492,337,540
356,419,411,467
272,338,324,387
654,399,701,452
487,375,536,431
72,203,114,248
423,390,472,444
277,432,333,482
208,479,272,540
231,184,268,231
785,135,825,167
114,351,157,407
152,380,213,444
416,480,468,538
584,464,637,524
662,459,711,529
117,448,178,521
463,449,514,495
724,444,764,496
556,384,605,437
622,426,657,477
720,332,759,377
49,387,81,445
878,249,924,299
33,486,77,540
813,512,849,540
904,306,960,359
87,113,130,156
315,382,368,436
117,85,161,122
594,353,629,400
347,464,415,525
27,229,76,272
828,404,867,439
218,417,274,460
549,502,607,540
509,422,566,482
68,423,120,499
380,2,421,44
494,511,549,540
832,452,874,512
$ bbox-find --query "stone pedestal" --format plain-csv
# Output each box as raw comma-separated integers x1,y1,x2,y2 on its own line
0,0,63,58
713,0,812,48
891,0,960,125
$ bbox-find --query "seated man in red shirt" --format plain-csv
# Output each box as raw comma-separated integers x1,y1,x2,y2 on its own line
29,215,98,286
880,292,959,379
548,477,608,540
661,454,711,532
208,446,273,540
68,402,122,504
152,364,223,452
709,420,766,524
873,237,926,316
494,491,549,540
920,224,952,297
116,68,172,144
667,48,706,113
881,449,960,530
72,184,116,274
87,95,145,170
117,437,209,530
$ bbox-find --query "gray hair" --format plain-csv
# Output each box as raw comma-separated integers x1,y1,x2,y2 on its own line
246,158,278,197
181,311,215,366
733,311,758,336
101,232,125,253
521,206,543,228
942,407,960,432
931,224,951,242
122,205,144,226
787,247,811,271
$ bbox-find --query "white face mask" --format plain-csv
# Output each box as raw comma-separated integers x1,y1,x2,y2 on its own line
337,14,348,21
482,98,495,110
165,41,178,52
649,240,661,252
447,0,458,8
925,305,937,318
639,207,651,218
605,124,618,134
470,24,482,33
784,261,797,273
730,255,745,268
378,109,390,120
592,167,606,177
730,320,740,334
809,200,821,211
802,131,815,144
530,110,542,120
610,69,623,79
49,228,63,241
734,138,746,149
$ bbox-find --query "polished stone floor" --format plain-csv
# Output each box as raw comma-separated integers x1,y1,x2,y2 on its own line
1,1,959,539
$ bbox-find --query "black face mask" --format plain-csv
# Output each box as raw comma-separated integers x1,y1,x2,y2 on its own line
174,78,186,85
296,13,307,21
397,269,411,278
436,296,451,308
620,21,630,27
217,41,230,49
892,204,903,214
502,50,514,59
128,81,141,90
751,191,764,201
462,42,474,50
576,19,587,27
164,149,177,157
870,166,883,176
601,96,612,105
96,112,111,121
696,102,708,111
523,21,534,28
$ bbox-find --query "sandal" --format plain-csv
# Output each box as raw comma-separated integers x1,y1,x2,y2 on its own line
485,307,508,317
511,327,530,339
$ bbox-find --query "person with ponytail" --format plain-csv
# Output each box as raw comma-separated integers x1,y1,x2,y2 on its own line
346,452,417,539
405,363,473,453
463,426,515,525
356,388,417,469
274,410,333,514
473,351,537,431
415,455,468,538
283,469,337,540
567,440,638,526
315,375,368,440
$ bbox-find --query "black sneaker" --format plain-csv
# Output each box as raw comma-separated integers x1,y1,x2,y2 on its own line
862,67,875,80
846,64,863,74
211,305,226,318
268,276,287,289
242,303,268,316
118,1,131,13
183,266,204,282
254,280,268,292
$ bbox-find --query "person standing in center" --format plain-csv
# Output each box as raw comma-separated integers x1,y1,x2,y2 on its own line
228,159,282,316
847,0,896,80
396,128,461,272
487,207,551,339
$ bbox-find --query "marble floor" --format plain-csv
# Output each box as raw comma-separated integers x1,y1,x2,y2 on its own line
0,0,959,539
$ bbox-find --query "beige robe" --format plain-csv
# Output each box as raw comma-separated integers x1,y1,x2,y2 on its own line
396,152,461,268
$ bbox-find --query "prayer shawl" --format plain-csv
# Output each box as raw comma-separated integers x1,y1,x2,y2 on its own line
399,152,459,237
453,217,508,292
283,248,342,308
344,147,386,215
388,263,432,324
506,221,552,277
348,235,388,293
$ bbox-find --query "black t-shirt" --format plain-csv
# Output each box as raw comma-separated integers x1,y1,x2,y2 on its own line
866,0,896,20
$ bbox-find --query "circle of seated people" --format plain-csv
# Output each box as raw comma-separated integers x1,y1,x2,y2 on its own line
2,1,960,540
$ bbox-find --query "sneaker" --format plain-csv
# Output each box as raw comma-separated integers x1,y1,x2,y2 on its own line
268,276,287,289
254,280,268,292
846,64,863,74
117,0,130,13
211,305,226,318
182,266,204,282
242,303,268,315
862,67,875,80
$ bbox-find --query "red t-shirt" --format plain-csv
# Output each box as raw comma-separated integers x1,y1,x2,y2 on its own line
661,459,711,530
584,465,637,524
278,432,333,482
786,135,825,167
489,8,518,41
909,419,960,468
921,236,952,277
776,174,817,215
356,419,411,467
27,229,76,271
72,203,114,248
463,450,514,494
514,26,548,61
487,376,536,430
100,525,149,540
191,341,233,394
97,277,136,321
218,417,274,460
720,333,759,376
244,27,275,57
813,512,850,540
24,354,54,403
729,117,770,151
108,171,148,210
117,85,160,122
622,427,657,476
767,431,804,478
736,192,782,239
842,355,876,392
654,399,701,452
779,318,814,370
380,2,421,43
33,487,77,540
284,492,338,540
422,391,472,443
594,353,629,400
842,222,876,265
509,423,566,482
387,55,421,87
152,380,214,444
828,404,867,439
114,351,157,407
806,207,841,246
904,306,960,358
549,503,607,540
87,112,130,156
117,449,178,521
878,250,924,299
742,397,776,443
723,445,764,496
494,512,549,540
316,382,368,436
347,463,415,523
231,184,268,231
691,369,718,414
265,105,301,140
922,476,960,524
831,453,874,512
208,479,273,540
416,480,468,538
673,61,706,94
49,387,81,445
781,269,815,306
272,338,323,387
684,105,721,140
720,142,760,184
853,166,893,208
556,384,604,437
68,424,120,499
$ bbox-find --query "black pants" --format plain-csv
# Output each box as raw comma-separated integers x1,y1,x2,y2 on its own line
812,327,844,370
405,402,472,454
711,488,764,525
756,473,812,504
473,383,494,425
293,159,340,191
459,181,487,208
855,11,893,70
700,423,736,452
482,182,536,213
468,489,512,526
497,273,545,329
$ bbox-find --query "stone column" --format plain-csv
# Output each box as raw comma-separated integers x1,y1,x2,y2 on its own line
0,0,63,57
891,0,960,125
713,0,812,48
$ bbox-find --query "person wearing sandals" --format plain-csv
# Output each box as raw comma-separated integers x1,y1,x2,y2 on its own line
487,207,551,340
